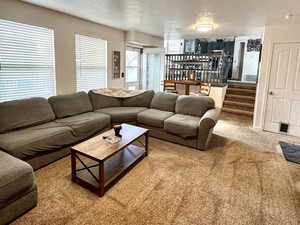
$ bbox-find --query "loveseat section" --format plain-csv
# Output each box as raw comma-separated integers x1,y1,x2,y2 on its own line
0,96,82,161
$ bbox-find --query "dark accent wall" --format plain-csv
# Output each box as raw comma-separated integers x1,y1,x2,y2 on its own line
206,41,235,55
184,39,235,56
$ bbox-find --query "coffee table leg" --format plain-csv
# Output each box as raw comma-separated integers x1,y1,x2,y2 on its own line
99,161,105,197
71,150,76,182
145,132,149,157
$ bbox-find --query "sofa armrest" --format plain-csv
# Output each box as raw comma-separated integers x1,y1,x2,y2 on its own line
197,108,221,150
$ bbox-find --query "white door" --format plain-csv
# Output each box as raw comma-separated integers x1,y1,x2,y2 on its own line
264,43,300,136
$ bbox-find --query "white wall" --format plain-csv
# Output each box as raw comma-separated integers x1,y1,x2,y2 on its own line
209,86,228,109
0,0,127,94
242,51,260,82
254,24,300,129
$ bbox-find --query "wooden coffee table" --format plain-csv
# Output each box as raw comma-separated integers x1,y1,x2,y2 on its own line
70,123,149,197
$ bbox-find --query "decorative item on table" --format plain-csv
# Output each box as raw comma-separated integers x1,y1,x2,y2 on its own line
113,124,122,137
102,135,121,144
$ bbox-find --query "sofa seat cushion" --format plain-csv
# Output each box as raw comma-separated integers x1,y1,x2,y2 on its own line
164,114,201,138
0,151,34,208
0,122,78,159
137,109,174,128
95,107,147,123
55,112,111,137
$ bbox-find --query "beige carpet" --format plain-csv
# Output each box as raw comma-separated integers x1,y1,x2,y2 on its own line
214,113,300,153
13,113,300,225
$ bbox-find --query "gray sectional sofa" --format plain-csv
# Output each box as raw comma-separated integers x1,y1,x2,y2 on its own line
0,90,220,224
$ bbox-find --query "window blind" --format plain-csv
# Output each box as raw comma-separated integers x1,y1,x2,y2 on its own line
0,19,56,103
75,34,107,92
126,49,139,82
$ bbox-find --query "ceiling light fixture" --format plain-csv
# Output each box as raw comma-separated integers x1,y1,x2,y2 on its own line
196,24,214,32
285,13,293,20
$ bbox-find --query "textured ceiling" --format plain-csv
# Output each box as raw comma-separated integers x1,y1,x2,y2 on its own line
21,0,300,39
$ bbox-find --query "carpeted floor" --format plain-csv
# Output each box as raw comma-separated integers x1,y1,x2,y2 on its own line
12,113,300,225
214,113,300,153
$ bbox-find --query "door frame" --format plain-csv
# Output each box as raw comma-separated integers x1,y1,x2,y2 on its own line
232,39,246,80
237,42,246,81
262,41,300,134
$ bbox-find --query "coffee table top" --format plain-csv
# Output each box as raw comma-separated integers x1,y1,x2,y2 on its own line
71,123,148,161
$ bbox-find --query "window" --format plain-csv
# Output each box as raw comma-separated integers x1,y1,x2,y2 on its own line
125,48,141,90
75,34,107,92
0,19,56,102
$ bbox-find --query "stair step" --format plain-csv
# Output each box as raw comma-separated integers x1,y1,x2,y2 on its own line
224,100,254,108
228,83,257,90
226,94,256,100
227,88,256,96
223,82,256,116
222,107,254,116
223,104,254,112
225,97,255,104
227,88,256,93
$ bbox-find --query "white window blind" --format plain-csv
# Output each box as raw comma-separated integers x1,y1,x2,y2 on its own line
0,19,56,103
75,34,107,92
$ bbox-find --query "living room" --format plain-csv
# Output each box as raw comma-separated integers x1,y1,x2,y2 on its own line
1,0,300,224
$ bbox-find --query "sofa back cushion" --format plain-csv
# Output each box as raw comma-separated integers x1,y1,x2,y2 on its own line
150,92,179,112
48,92,92,118
88,91,122,110
175,95,215,117
0,98,55,133
122,90,154,107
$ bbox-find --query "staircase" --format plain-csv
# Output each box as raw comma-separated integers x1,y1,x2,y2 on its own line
222,82,257,116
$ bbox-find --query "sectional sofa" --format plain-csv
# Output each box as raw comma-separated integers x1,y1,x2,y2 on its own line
0,90,220,224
